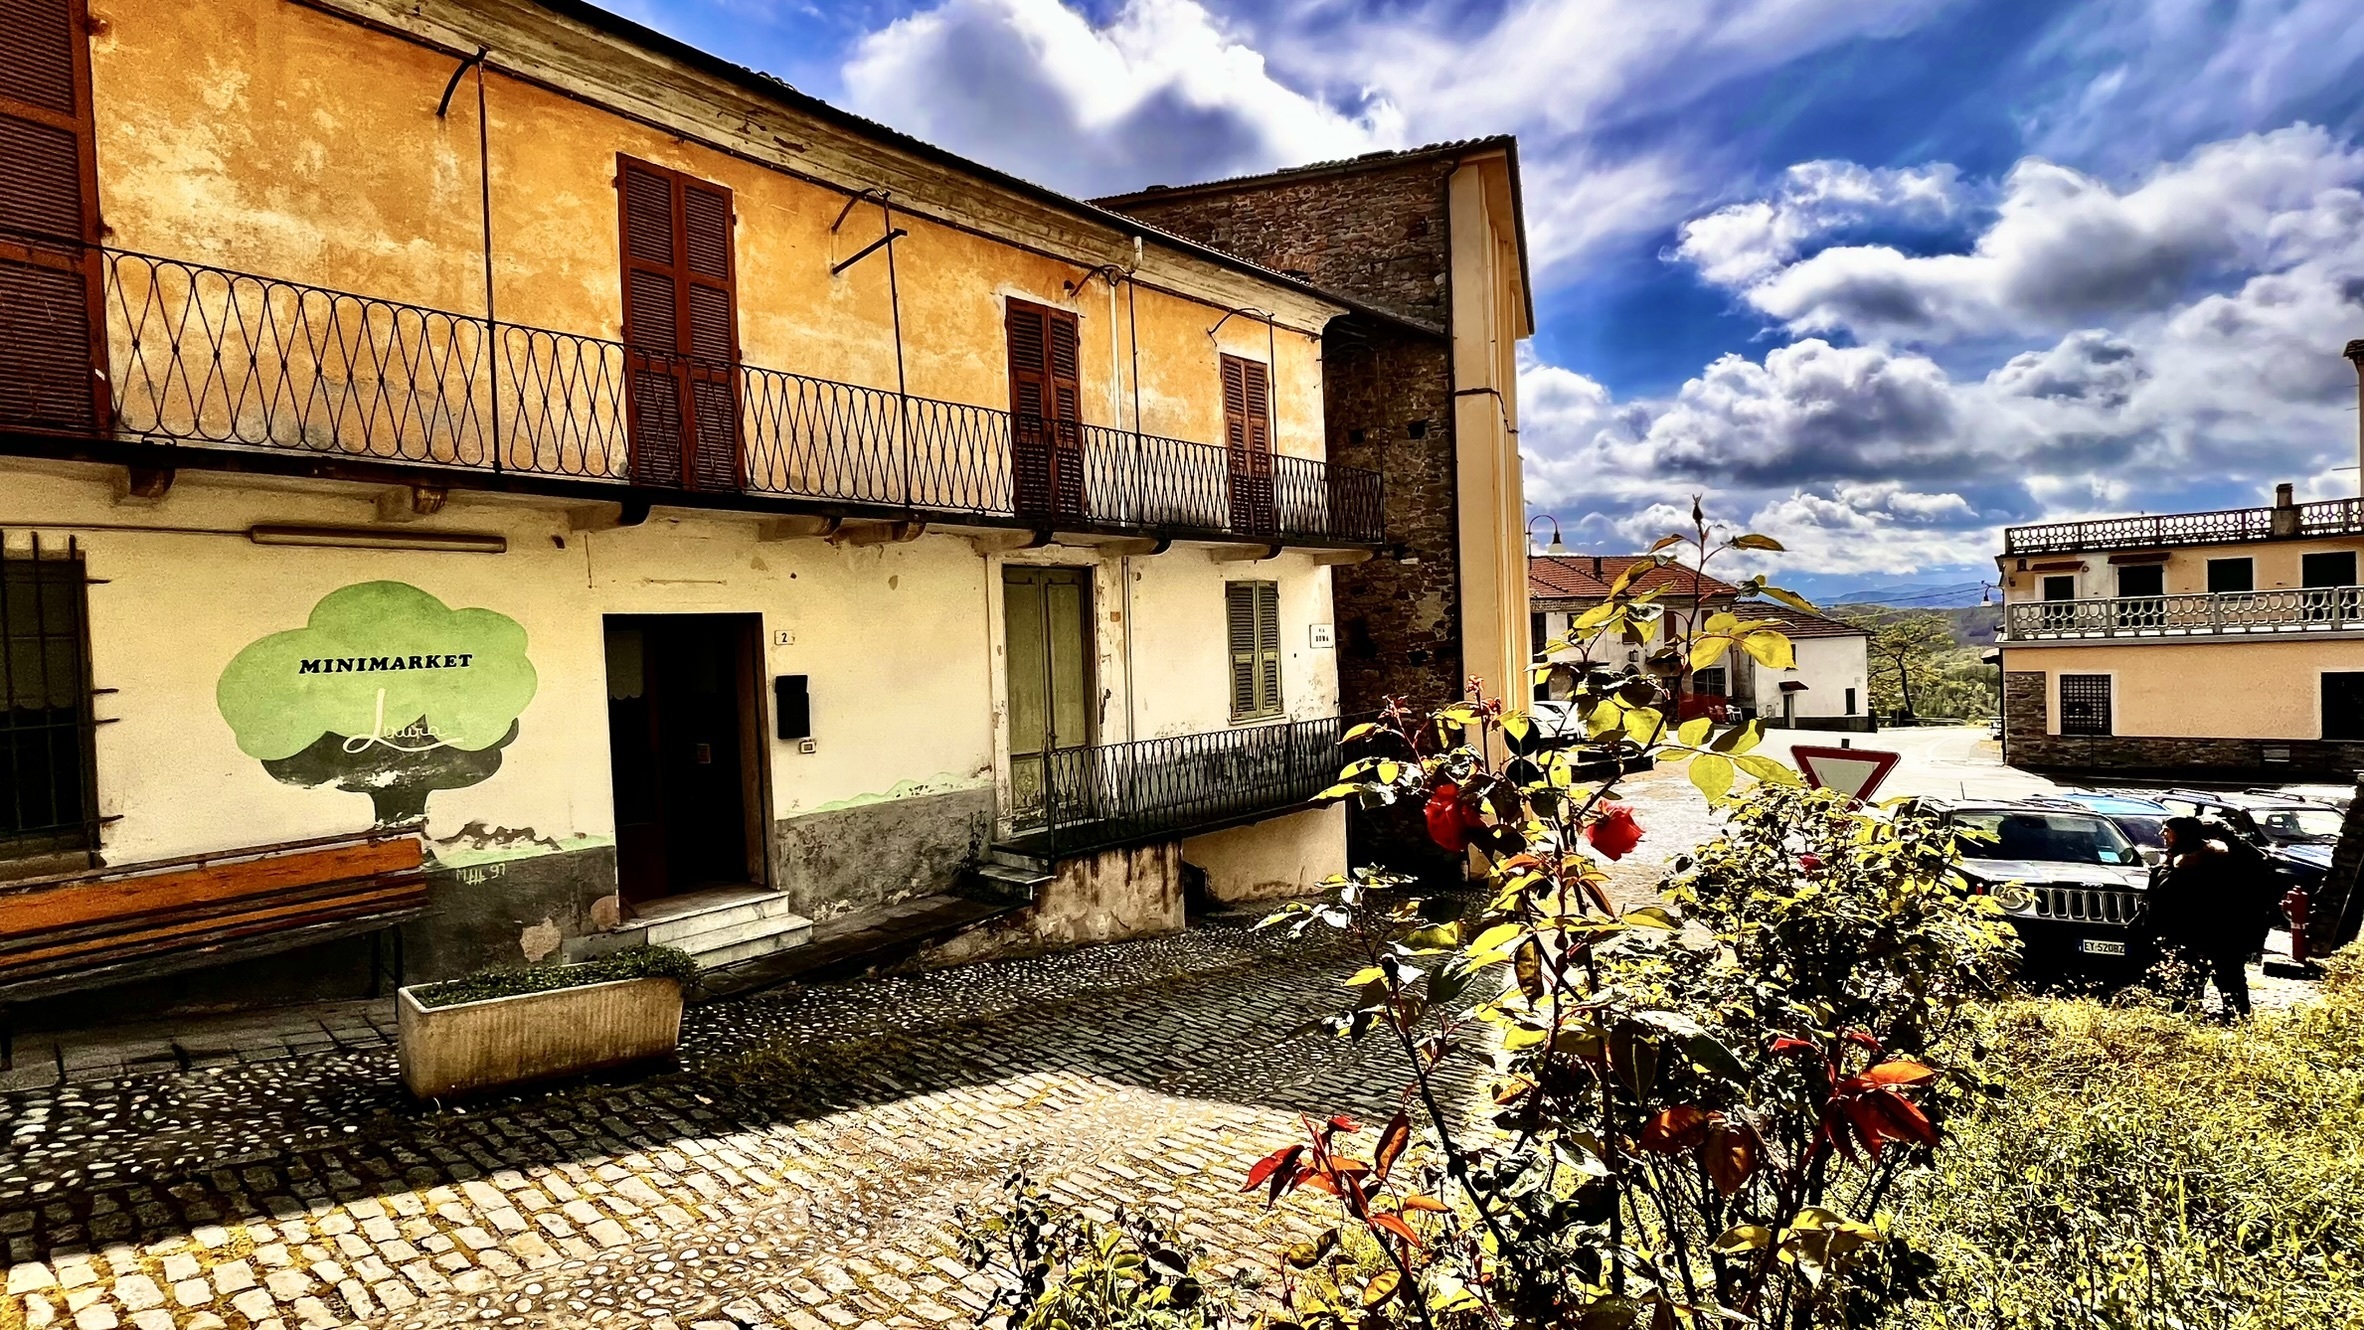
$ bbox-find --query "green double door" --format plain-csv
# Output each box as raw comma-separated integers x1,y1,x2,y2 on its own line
1003,566,1094,828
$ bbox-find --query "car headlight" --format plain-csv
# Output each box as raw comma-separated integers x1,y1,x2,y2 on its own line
1989,881,2035,913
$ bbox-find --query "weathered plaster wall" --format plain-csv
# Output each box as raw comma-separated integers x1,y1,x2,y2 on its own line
918,839,1184,966
1743,636,1871,719
84,0,1332,469
1180,803,1346,903
1447,157,1532,705
4,459,1338,968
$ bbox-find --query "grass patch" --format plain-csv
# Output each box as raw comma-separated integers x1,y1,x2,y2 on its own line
1898,960,2364,1329
407,945,700,1009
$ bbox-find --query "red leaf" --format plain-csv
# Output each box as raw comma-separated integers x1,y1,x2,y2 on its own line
1425,784,1475,853
1401,1194,1450,1214
1328,1113,1363,1134
1584,802,1645,861
1243,1145,1304,1193
1842,1029,1886,1057
1769,1036,1819,1056
1854,1060,1937,1089
1639,1106,1712,1155
1373,1111,1411,1182
1856,1088,1938,1149
1703,1121,1761,1196
1369,1212,1423,1247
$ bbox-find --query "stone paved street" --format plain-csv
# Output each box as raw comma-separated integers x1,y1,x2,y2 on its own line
2,918,1419,1330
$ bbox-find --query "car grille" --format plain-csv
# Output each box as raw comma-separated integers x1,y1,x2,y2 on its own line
2031,884,2140,925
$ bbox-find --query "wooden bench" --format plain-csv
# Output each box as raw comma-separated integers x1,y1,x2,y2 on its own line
0,830,430,1065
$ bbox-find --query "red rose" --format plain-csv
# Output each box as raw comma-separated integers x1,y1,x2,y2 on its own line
1798,852,1823,875
1585,802,1645,861
1425,782,1481,853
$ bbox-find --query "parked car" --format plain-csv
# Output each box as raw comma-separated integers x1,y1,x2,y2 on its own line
2029,791,2175,864
1931,800,2153,978
2151,789,2339,904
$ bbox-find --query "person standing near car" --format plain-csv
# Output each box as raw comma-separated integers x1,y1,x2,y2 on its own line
2142,817,2254,1019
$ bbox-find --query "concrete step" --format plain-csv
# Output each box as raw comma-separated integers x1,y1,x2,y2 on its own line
638,890,805,947
966,861,1051,904
668,909,814,962
987,846,1052,874
697,893,1024,999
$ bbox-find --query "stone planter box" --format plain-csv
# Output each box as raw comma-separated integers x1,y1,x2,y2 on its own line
397,973,683,1100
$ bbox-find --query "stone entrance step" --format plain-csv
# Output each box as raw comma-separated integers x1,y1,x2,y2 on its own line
581,887,814,970
696,893,1021,999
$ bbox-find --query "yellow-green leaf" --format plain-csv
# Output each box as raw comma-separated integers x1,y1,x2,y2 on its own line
1741,630,1796,670
1760,584,1820,614
1573,601,1619,632
1691,636,1732,669
1466,922,1524,960
1731,533,1786,551
1733,753,1802,786
1623,707,1665,746
1690,752,1735,801
1715,1224,1774,1253
1677,716,1712,748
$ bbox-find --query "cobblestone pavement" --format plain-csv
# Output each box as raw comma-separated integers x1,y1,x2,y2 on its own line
2,918,1422,1330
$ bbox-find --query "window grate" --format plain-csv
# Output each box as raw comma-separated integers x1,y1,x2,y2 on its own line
2,532,100,862
2059,674,2112,738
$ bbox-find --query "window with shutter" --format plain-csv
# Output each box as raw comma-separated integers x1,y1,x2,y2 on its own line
1227,580,1283,721
1006,299,1086,521
618,155,740,492
0,0,106,437
1221,355,1276,536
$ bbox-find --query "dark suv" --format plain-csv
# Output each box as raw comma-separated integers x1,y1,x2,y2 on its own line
1933,801,2152,976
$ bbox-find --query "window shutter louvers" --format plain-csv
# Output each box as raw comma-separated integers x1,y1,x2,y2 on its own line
618,156,739,492
1227,580,1282,720
1006,299,1085,520
0,0,105,436
1220,355,1275,535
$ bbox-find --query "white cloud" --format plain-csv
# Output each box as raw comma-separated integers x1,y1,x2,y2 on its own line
1673,160,1967,287
839,0,1397,197
1714,125,2364,342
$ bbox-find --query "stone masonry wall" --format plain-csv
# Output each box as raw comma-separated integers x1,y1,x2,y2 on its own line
1109,157,1459,327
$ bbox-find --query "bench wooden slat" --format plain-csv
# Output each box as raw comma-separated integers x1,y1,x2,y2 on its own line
0,872,426,960
0,876,427,979
0,907,428,1004
0,839,424,936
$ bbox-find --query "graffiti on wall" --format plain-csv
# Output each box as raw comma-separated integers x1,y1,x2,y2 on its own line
217,582,539,825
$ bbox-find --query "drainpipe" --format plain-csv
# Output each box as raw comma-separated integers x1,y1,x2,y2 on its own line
2346,340,2364,497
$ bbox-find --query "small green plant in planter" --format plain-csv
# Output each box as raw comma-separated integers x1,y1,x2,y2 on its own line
398,946,701,1099
406,945,701,1009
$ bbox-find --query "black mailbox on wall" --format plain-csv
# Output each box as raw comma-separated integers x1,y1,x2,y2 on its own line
774,675,811,741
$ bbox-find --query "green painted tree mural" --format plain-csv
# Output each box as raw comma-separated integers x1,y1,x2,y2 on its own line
217,582,538,825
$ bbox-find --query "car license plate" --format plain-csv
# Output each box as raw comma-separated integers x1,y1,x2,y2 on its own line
2080,939,2127,956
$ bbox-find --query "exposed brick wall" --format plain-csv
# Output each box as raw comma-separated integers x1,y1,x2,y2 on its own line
1327,329,1460,715
1108,158,1457,328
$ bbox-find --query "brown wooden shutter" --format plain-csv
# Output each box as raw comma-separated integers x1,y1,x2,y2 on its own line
1221,354,1275,535
0,0,106,436
1006,298,1085,521
618,155,739,491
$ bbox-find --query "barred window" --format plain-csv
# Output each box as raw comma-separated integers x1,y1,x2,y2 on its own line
1226,581,1282,721
2059,674,2112,738
3,536,98,860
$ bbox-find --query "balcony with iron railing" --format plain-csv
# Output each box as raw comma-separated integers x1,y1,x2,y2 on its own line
1004,715,1344,857
2002,587,2364,641
2003,499,2364,556
0,247,1386,547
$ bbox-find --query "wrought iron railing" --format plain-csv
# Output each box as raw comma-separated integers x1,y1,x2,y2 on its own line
3,246,1384,544
2004,500,2364,555
1012,715,1344,856
2003,588,2364,640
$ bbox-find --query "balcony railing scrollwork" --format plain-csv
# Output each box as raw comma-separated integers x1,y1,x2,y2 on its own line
0,246,1385,544
2004,588,2364,641
1010,715,1344,856
2004,500,2364,556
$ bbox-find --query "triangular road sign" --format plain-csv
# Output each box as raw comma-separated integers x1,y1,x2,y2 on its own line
1791,745,1903,802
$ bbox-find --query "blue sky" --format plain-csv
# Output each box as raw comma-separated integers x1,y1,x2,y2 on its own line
612,0,2364,602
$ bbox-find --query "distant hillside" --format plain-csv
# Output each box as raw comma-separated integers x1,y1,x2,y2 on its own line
1830,602,2001,648
1823,580,1992,609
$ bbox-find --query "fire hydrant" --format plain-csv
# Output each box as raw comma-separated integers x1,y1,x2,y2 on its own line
2285,885,2312,964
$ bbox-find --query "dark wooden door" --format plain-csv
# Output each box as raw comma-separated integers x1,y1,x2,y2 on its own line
1006,300,1085,521
605,615,761,904
1222,355,1276,535
0,0,108,436
619,156,741,492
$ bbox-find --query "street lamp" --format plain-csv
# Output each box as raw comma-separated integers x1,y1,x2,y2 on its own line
1527,514,1568,554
